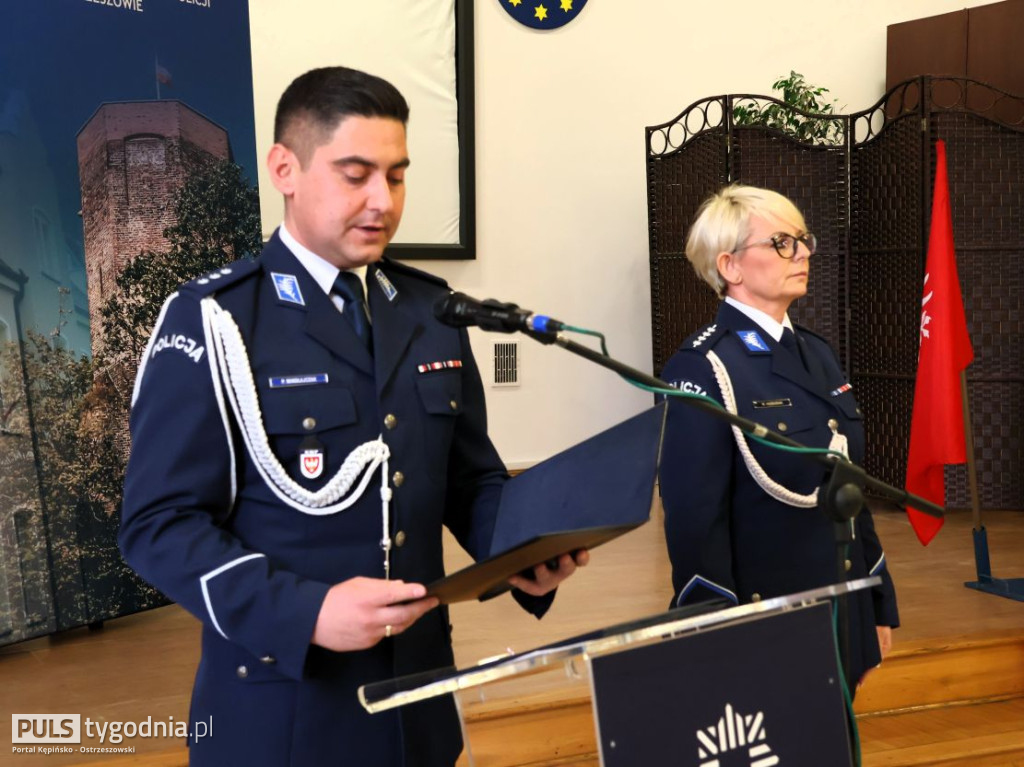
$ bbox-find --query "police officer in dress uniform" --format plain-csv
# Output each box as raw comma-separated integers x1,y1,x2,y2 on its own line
119,67,584,767
659,186,898,694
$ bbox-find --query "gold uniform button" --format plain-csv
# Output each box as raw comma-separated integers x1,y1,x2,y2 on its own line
236,665,249,679
449,400,458,411
750,593,762,603
260,655,276,665
777,423,788,432
394,530,407,547
392,471,405,487
844,559,852,572
384,414,398,430
828,418,839,430
302,417,316,431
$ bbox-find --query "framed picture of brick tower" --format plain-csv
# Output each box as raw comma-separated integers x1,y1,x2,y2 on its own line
0,3,260,646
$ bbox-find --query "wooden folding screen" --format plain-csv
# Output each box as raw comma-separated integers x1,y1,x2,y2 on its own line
646,76,1024,509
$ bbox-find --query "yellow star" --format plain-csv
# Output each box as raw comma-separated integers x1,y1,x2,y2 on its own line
560,0,573,10
508,0,521,6
534,3,548,20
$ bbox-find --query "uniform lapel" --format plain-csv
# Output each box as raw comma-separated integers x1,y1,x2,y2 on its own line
718,302,822,395
771,328,832,395
261,236,374,375
367,263,420,394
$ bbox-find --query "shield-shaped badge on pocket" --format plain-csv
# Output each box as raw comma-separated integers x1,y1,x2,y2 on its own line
300,449,324,479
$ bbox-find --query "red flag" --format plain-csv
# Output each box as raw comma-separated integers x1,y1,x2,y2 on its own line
905,140,974,545
156,63,173,86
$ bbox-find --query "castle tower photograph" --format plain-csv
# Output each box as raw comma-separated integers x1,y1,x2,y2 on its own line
0,1,259,648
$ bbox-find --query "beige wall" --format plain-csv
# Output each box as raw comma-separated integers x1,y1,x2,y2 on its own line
250,0,993,468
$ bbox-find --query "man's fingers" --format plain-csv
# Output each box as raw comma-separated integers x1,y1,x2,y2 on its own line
381,579,429,605
378,596,439,637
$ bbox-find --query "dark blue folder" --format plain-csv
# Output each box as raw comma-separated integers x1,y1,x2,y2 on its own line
423,403,666,603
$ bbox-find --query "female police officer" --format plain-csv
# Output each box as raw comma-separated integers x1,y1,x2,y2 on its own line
659,185,898,693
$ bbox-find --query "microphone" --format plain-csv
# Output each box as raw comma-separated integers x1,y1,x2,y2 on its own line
433,292,566,335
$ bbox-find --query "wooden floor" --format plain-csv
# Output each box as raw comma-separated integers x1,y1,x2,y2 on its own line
1,504,1022,766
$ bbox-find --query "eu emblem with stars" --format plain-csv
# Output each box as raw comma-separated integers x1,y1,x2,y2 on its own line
499,0,588,30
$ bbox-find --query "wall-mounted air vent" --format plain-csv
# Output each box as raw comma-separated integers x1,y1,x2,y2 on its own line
492,341,519,387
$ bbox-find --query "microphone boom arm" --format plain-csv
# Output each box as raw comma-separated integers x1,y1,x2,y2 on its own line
529,329,944,519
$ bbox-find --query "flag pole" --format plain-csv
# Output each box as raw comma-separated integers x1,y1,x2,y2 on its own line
961,373,982,530
963,369,1024,600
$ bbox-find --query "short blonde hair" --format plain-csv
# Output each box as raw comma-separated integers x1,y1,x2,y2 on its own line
685,185,806,297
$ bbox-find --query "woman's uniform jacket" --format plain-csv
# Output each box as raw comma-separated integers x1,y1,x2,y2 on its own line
659,300,899,690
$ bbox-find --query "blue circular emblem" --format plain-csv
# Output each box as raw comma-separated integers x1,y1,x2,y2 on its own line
498,0,588,30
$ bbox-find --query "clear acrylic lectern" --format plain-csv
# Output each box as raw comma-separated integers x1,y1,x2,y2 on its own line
360,577,879,767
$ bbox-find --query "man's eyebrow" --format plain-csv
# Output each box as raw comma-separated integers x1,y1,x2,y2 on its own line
333,156,411,171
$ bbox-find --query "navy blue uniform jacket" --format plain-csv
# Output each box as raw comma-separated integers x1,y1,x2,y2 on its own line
659,301,899,690
120,234,546,766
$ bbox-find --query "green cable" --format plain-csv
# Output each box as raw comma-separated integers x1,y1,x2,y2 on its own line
562,327,862,761
832,595,863,767
563,325,610,355
629,381,849,462
558,325,848,462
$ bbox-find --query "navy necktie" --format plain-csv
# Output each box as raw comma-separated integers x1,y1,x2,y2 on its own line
332,271,372,350
779,327,809,373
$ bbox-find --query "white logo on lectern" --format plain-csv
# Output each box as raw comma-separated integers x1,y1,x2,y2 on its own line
696,703,778,766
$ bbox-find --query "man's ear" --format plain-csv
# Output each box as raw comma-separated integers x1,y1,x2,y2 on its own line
267,143,299,197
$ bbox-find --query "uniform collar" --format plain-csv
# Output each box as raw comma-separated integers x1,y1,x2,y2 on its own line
277,222,367,294
724,296,793,342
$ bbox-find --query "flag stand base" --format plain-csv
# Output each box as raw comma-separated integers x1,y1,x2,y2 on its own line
964,526,1024,602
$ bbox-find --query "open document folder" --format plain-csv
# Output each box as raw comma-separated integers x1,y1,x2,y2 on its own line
423,402,667,603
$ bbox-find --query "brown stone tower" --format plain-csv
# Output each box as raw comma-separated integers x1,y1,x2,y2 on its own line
76,100,230,353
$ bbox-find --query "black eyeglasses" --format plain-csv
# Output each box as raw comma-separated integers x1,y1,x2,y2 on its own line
733,232,817,259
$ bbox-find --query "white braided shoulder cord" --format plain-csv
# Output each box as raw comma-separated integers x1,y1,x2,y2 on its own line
200,298,396,564
706,349,819,508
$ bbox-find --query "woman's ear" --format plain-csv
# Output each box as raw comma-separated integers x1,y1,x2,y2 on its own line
717,250,741,286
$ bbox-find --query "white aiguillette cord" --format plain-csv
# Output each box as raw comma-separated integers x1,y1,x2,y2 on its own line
706,349,852,509
200,297,394,577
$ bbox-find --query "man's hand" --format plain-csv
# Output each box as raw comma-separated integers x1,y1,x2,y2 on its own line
507,549,590,597
311,577,439,652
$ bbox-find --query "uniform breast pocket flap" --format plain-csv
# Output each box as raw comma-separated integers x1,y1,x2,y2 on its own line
415,372,462,416
260,386,358,435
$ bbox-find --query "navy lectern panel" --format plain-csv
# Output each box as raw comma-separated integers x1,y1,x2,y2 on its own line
590,602,851,766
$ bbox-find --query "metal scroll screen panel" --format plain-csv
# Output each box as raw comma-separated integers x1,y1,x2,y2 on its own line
647,77,1024,509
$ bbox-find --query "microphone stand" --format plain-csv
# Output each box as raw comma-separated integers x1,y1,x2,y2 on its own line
523,327,943,685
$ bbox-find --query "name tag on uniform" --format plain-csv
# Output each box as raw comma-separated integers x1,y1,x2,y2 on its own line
268,374,329,388
752,398,793,409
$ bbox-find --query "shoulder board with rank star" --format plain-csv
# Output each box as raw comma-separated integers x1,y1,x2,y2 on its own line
682,323,723,351
179,259,260,297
